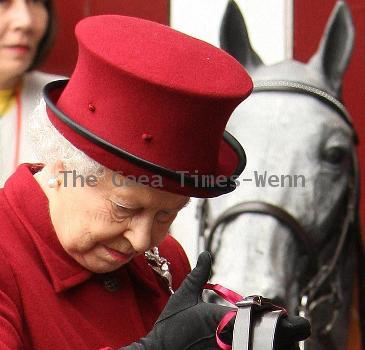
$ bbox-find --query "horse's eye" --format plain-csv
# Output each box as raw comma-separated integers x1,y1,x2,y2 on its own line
322,146,348,165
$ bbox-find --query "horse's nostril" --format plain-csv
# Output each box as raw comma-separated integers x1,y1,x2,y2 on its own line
270,297,286,308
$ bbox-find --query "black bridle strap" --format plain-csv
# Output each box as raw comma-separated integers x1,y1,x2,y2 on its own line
207,201,316,263
253,80,355,133
202,78,360,341
298,157,357,324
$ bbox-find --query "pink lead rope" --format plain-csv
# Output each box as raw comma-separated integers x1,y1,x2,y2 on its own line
101,283,285,350
204,283,244,350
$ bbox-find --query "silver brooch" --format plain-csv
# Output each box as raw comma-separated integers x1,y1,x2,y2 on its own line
145,247,174,295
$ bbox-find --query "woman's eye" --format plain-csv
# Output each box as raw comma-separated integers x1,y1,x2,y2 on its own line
0,0,46,7
109,200,133,220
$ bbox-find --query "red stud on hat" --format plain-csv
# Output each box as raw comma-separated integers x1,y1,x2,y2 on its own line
44,15,253,197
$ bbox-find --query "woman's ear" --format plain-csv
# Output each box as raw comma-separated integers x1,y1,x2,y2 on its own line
48,160,65,189
54,160,65,173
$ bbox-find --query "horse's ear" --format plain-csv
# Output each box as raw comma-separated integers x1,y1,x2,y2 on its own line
309,1,355,94
219,0,263,69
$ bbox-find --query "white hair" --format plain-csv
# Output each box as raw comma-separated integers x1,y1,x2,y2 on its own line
28,98,107,178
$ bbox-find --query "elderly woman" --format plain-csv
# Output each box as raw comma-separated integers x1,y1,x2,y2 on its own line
0,15,309,350
0,0,61,184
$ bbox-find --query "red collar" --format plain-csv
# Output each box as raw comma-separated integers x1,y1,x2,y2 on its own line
4,164,93,292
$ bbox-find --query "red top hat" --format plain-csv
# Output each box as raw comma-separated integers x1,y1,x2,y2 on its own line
44,15,252,197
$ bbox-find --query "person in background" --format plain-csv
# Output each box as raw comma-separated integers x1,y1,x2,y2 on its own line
0,15,310,349
0,0,61,184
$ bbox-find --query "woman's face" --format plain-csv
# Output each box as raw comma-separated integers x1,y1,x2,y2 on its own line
0,0,48,86
48,171,190,274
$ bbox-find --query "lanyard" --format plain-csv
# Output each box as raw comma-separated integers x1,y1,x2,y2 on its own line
13,89,22,170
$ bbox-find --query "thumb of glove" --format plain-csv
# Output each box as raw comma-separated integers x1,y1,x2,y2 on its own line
156,251,212,322
276,316,311,343
178,251,212,297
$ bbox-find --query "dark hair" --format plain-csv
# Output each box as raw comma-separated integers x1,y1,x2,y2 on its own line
28,0,56,70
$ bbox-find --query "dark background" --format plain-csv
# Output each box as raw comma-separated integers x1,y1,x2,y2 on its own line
40,0,170,76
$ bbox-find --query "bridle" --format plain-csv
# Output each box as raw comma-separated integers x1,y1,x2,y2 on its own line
198,80,359,348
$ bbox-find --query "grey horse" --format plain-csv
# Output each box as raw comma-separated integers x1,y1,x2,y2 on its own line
198,1,363,349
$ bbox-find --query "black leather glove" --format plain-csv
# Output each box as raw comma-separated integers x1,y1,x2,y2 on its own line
121,251,232,350
121,251,311,350
217,301,310,349
275,315,311,350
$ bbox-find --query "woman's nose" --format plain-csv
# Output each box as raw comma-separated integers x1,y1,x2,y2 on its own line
9,1,33,31
123,215,154,254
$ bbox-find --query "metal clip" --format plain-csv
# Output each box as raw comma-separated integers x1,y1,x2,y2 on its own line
236,295,264,308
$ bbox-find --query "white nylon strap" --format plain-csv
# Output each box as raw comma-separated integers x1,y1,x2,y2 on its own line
251,310,285,349
232,298,286,350
232,305,252,349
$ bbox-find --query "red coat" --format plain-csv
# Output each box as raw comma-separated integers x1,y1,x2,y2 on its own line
0,164,191,350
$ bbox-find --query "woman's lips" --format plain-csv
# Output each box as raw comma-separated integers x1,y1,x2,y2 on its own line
3,45,31,54
104,246,133,264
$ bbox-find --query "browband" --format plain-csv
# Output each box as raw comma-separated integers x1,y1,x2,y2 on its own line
253,80,354,130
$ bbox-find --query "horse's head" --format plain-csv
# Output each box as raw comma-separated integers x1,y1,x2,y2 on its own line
207,3,357,346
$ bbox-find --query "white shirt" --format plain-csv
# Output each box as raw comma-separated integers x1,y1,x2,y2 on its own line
0,71,64,185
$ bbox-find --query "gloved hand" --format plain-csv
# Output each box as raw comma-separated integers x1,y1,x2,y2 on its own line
219,314,311,349
121,251,233,350
121,251,311,350
275,315,311,350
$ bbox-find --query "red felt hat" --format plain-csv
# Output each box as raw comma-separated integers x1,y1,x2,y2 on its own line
44,15,253,197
